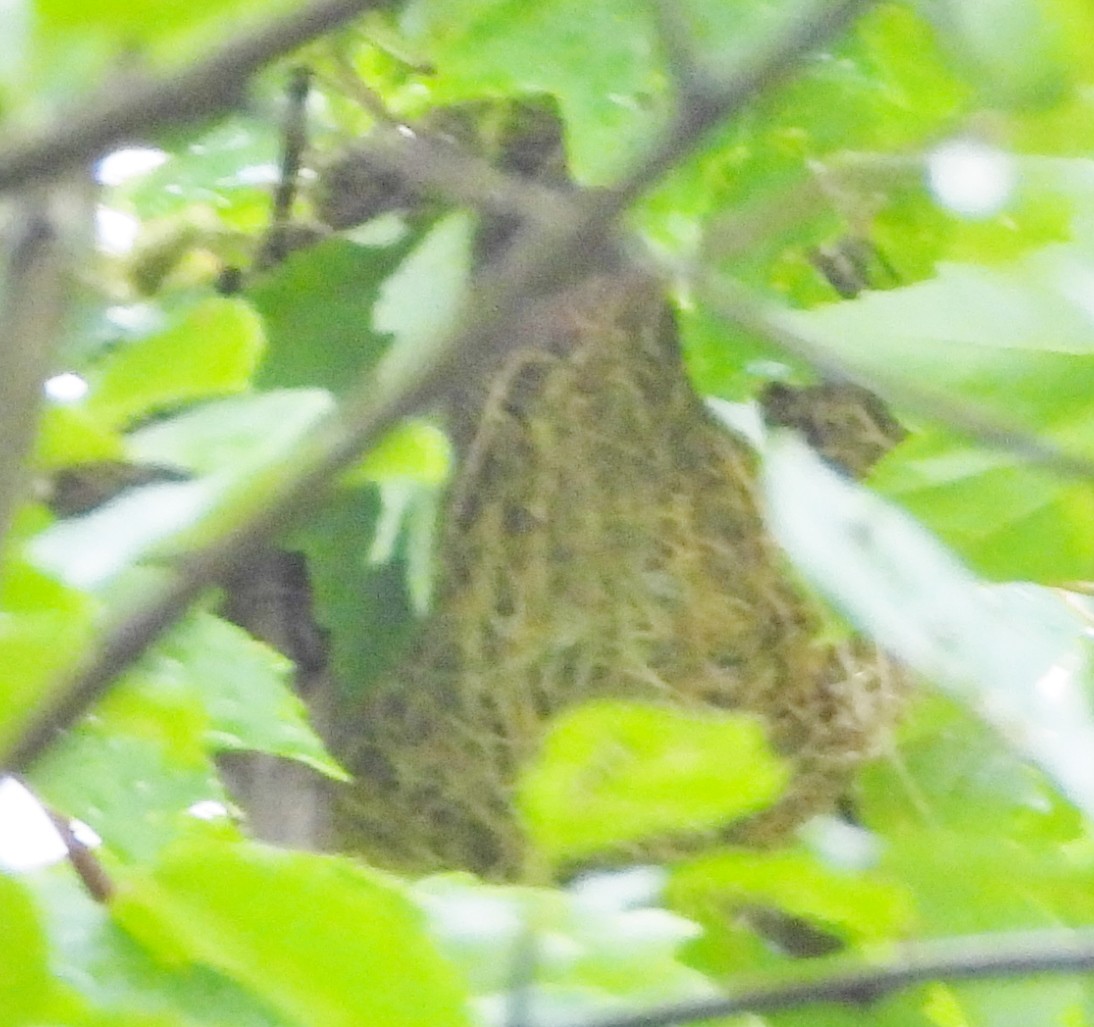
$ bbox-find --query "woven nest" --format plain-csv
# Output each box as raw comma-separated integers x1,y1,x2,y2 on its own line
334,268,905,880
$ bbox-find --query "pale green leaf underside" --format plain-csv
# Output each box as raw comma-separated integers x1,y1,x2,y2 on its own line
763,431,1094,820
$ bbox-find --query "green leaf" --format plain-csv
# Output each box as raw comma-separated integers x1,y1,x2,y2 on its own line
784,240,1094,580
31,690,225,862
27,865,290,1026
517,701,790,863
881,828,1094,934
0,560,96,759
413,872,717,1020
292,486,419,695
762,431,1094,822
670,848,913,945
406,0,667,185
344,420,453,486
34,0,300,61
861,693,1082,844
372,213,473,381
29,607,344,860
112,837,473,1027
948,976,1087,1027
126,389,334,476
0,0,30,94
86,298,265,428
115,116,279,229
28,476,233,590
30,391,334,591
926,0,1072,109
642,4,969,272
0,873,53,1024
34,403,125,469
148,611,345,778
250,238,411,396
871,430,1094,582
366,479,442,615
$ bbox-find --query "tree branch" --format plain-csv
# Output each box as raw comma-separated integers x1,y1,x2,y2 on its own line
610,0,879,206
573,929,1094,1027
700,153,923,266
1,0,875,773
322,123,574,231
695,270,1094,481
0,202,68,577
0,0,388,194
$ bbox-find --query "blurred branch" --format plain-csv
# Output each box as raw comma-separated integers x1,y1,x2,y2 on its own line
575,929,1094,1027
695,269,1094,480
2,0,875,773
0,200,69,571
700,153,924,265
0,0,388,194
324,124,574,229
608,0,878,207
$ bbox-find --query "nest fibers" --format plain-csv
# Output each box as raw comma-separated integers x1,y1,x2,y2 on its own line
334,269,904,879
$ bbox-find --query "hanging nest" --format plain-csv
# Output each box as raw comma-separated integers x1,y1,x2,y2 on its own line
333,266,905,881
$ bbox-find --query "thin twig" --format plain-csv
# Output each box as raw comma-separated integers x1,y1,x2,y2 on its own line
44,808,115,904
0,0,387,194
609,0,879,207
9,774,115,902
256,67,314,268
572,929,1094,1027
504,927,540,1027
1,0,875,773
323,47,401,123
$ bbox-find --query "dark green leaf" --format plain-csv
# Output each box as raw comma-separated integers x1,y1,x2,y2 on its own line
292,486,419,695
250,238,411,396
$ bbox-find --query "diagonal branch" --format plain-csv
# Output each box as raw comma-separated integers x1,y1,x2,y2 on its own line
611,0,878,206
573,928,1094,1027
0,0,388,194
1,0,875,773
696,270,1094,481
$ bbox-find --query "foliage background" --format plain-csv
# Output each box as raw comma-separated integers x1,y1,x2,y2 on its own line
3,0,1094,1025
